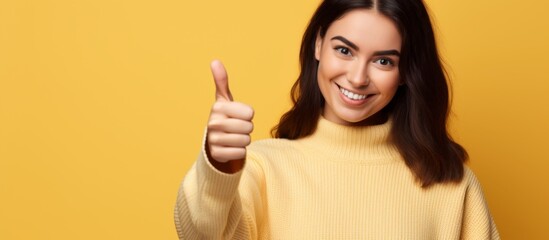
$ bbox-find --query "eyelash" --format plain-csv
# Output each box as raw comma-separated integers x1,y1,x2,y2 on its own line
335,46,352,56
334,46,395,66
374,58,394,66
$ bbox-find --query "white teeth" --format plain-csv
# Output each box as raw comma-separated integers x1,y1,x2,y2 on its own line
339,86,367,100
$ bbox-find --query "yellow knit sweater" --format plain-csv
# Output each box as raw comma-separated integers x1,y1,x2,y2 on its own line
175,117,500,239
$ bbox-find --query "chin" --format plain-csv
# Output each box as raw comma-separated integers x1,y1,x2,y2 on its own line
336,108,389,126
335,111,373,125
342,115,369,123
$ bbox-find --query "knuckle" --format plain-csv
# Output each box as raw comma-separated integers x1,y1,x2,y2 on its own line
209,147,220,159
240,148,247,157
207,120,218,130
210,147,227,162
208,134,219,144
240,106,254,120
247,122,254,133
212,102,225,112
243,135,251,145
235,148,246,159
247,108,255,120
208,118,227,131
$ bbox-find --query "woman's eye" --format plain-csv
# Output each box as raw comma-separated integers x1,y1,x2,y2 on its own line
375,58,394,66
335,46,351,56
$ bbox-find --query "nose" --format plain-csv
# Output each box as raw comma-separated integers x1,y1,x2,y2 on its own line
347,62,370,88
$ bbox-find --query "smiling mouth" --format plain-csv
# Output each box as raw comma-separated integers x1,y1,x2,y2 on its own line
336,83,375,101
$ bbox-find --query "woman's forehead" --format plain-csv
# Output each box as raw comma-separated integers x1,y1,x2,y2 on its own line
325,9,402,51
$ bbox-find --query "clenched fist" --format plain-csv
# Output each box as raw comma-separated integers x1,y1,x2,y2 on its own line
206,60,254,173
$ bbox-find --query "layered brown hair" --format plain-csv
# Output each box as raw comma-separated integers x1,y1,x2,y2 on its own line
271,0,467,188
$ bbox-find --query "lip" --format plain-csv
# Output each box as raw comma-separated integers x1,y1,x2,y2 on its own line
334,82,375,106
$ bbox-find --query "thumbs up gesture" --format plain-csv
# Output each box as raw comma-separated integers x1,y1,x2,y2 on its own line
206,60,254,173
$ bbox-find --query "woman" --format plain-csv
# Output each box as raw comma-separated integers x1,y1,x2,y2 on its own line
175,0,500,239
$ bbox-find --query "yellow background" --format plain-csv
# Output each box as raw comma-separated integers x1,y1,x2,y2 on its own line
1,0,547,239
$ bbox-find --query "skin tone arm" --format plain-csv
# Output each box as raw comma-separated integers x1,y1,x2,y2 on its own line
205,60,254,174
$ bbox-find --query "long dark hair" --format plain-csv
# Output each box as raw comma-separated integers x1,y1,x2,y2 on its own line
271,0,467,188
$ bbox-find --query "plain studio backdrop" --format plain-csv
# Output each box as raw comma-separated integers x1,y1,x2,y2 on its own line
1,0,548,239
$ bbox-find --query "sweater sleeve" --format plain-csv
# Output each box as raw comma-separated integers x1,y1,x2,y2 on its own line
174,132,266,240
460,167,500,240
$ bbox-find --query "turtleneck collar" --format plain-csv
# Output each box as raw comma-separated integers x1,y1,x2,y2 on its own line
296,116,402,163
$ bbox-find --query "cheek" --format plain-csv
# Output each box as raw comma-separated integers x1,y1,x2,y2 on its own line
317,64,332,100
373,71,400,96
318,55,346,82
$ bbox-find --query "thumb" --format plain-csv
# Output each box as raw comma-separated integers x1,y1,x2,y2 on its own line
210,60,233,101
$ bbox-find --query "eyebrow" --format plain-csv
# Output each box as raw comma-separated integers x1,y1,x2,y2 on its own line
372,50,400,57
330,35,401,57
331,36,360,50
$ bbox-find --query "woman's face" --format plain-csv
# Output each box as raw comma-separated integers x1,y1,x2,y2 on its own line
315,9,402,125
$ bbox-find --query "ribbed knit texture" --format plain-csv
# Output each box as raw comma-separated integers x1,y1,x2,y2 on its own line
175,117,500,239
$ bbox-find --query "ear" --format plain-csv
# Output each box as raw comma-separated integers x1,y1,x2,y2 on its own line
315,32,322,61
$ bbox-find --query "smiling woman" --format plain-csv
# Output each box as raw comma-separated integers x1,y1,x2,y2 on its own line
174,0,500,239
314,9,402,125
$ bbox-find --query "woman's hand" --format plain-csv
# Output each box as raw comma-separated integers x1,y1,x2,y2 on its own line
205,60,254,173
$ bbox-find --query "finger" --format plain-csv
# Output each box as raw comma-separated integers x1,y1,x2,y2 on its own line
208,133,251,147
209,146,246,163
211,60,233,101
211,101,254,120
208,118,254,134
